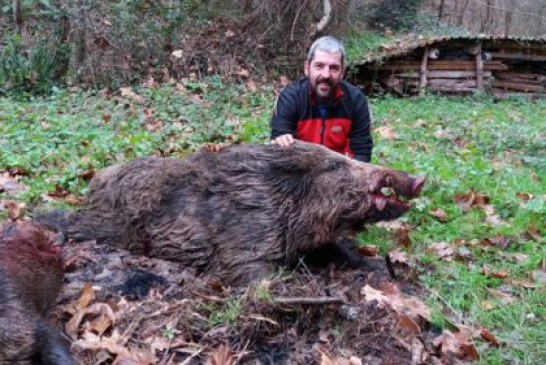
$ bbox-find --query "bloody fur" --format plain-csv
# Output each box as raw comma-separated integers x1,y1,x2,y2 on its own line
0,223,75,365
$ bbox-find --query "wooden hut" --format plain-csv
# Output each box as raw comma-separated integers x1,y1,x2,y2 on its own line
349,36,546,99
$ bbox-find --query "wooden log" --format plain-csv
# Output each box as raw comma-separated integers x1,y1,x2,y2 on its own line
494,72,546,80
396,71,492,79
419,48,429,95
476,43,484,92
493,76,544,85
427,79,477,88
492,89,546,100
488,52,546,62
493,81,544,92
427,86,477,92
374,60,508,71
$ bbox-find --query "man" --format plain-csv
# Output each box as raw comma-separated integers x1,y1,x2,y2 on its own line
270,36,373,162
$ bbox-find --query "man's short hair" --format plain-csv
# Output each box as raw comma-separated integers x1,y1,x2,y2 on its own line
307,36,347,66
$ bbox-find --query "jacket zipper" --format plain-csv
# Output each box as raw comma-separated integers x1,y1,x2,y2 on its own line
320,119,326,145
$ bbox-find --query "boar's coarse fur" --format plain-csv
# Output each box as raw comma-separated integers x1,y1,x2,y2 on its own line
67,142,424,284
0,223,75,365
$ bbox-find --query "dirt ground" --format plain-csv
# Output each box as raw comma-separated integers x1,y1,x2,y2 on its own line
52,236,474,365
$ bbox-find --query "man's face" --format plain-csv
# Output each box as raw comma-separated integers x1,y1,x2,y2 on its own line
304,50,345,100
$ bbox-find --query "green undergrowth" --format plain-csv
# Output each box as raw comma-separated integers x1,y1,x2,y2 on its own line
359,95,546,364
1,82,545,363
0,77,275,203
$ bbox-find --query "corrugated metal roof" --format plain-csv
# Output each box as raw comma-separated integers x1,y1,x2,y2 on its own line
353,35,546,66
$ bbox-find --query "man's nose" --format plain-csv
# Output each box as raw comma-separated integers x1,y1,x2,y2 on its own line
319,67,331,78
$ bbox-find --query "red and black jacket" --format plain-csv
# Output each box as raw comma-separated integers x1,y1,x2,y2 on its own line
270,77,373,162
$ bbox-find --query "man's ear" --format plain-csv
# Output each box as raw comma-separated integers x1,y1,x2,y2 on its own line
304,61,309,76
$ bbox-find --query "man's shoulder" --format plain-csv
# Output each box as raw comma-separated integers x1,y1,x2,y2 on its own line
280,77,308,95
340,80,366,99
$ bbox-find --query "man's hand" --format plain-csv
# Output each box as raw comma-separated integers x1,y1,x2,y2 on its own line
271,134,295,147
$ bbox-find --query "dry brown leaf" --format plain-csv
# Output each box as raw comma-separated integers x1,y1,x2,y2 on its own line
0,172,28,196
361,284,431,323
531,270,546,286
410,338,426,364
119,87,145,104
206,344,236,365
480,328,500,347
429,208,448,222
73,331,157,364
432,328,479,361
76,283,96,310
66,303,115,340
427,242,454,261
87,313,114,336
375,125,399,140
389,249,409,265
516,192,534,202
349,356,363,365
398,314,421,334
525,224,544,242
454,189,489,212
357,245,379,257
486,287,517,305
3,200,25,220
394,226,412,249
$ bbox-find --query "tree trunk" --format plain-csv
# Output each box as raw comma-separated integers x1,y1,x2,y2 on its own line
438,0,445,21
13,0,24,36
457,0,470,26
537,0,546,36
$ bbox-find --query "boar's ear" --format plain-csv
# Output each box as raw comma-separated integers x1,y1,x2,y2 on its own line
265,156,318,197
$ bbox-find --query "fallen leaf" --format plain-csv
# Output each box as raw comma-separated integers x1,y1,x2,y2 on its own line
171,50,184,59
236,68,250,78
516,192,534,202
2,200,25,220
394,225,412,248
398,314,421,334
76,283,96,310
486,287,517,305
376,125,399,140
429,208,448,222
427,242,454,261
361,284,431,323
531,270,546,286
389,249,409,265
480,328,500,347
119,87,145,104
0,172,28,196
432,328,479,361
206,344,236,365
454,189,490,212
357,245,379,257
66,303,115,340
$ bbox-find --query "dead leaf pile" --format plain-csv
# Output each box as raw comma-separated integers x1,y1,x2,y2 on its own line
49,237,497,364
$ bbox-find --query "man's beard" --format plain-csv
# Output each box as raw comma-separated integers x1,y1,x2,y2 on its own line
314,76,334,99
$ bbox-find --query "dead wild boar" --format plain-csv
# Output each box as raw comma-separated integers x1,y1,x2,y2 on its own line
0,223,75,365
66,141,424,284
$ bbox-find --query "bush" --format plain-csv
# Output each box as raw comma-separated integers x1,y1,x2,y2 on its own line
0,35,70,95
365,0,422,31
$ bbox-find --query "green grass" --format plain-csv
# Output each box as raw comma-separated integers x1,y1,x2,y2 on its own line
1,83,545,364
361,95,546,364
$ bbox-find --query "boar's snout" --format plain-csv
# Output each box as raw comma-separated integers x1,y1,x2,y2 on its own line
411,175,426,197
368,173,426,221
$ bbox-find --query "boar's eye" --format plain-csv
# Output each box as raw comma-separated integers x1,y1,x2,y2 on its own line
385,175,394,187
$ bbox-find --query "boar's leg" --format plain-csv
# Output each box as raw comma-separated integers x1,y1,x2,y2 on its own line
37,322,75,365
302,238,385,271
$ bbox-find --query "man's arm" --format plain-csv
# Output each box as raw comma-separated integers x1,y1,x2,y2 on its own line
349,93,373,163
270,86,299,143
